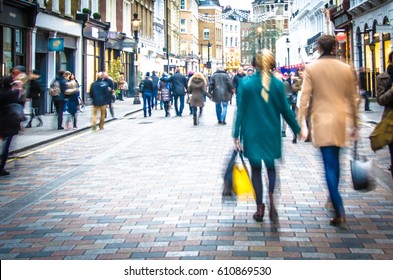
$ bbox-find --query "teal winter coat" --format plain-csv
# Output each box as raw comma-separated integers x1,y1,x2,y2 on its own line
233,71,300,167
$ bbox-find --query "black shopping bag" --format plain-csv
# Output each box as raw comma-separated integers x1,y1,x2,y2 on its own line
222,150,237,198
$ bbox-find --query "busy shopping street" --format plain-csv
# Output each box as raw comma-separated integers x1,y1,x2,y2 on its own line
0,97,392,260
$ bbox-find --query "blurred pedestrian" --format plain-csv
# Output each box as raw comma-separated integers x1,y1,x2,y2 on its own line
0,68,26,176
210,67,233,125
151,71,159,110
158,72,171,117
117,72,127,101
297,35,359,228
376,51,393,178
65,72,80,130
139,72,154,117
232,66,246,105
90,72,110,130
186,70,195,114
359,67,371,111
169,68,188,117
188,72,211,125
51,69,68,130
233,49,300,222
102,71,115,118
26,69,43,128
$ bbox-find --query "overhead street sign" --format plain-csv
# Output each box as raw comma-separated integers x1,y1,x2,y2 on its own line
376,25,393,33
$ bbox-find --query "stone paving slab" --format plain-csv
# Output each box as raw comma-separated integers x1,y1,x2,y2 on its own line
0,99,392,260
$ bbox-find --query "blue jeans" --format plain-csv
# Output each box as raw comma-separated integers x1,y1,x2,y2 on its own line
151,90,158,109
0,136,13,171
320,146,344,218
142,92,152,117
173,95,185,116
215,102,228,122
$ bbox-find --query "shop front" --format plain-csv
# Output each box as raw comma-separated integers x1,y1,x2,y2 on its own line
0,0,38,78
35,13,82,113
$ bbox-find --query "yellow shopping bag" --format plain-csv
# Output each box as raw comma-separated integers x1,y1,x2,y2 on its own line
232,153,256,200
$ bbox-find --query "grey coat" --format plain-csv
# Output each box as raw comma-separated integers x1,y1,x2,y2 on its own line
209,70,233,102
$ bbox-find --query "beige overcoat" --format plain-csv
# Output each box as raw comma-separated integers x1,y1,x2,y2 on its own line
297,56,359,147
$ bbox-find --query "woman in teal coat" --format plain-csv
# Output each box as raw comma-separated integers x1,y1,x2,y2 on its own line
233,49,300,222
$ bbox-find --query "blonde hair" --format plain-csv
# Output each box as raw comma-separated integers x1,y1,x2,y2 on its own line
254,49,275,102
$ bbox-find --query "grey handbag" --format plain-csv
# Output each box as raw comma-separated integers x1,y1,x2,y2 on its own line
350,141,372,191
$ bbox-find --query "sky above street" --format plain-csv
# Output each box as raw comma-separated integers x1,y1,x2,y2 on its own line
220,0,253,10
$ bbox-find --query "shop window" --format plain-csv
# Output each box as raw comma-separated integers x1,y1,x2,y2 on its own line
2,27,13,75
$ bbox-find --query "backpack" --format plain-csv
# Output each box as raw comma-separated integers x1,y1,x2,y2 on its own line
49,80,60,97
139,80,144,92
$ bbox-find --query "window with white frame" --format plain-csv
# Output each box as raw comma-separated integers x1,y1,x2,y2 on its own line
81,0,89,10
52,0,59,13
106,0,116,31
180,19,187,33
65,0,71,16
180,0,186,9
123,1,131,36
203,28,210,40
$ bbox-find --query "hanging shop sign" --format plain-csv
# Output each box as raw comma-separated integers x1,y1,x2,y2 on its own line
48,38,64,51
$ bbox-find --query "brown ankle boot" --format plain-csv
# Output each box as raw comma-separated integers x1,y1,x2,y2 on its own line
253,204,265,222
269,192,278,222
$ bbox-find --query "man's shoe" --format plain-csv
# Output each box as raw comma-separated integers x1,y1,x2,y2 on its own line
365,109,372,111
218,120,223,124
282,131,286,137
25,123,32,128
58,127,64,130
222,121,227,125
0,170,10,176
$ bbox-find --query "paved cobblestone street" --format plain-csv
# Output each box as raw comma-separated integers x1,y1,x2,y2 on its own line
0,99,392,260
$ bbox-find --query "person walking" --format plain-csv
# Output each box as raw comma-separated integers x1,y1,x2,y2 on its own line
102,71,115,118
158,72,172,117
139,72,155,117
169,68,188,117
25,69,43,128
210,67,233,125
187,72,211,125
90,72,110,130
117,73,127,101
65,72,80,130
233,49,300,223
151,71,160,110
376,51,393,178
297,35,359,228
232,66,246,104
51,69,68,130
0,67,26,176
359,67,371,111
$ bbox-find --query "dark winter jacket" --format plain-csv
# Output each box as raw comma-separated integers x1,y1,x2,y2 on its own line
151,74,159,91
209,70,233,102
52,75,67,102
28,75,42,109
232,72,246,91
158,76,171,102
90,79,110,107
169,71,187,96
0,89,22,137
140,78,155,96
